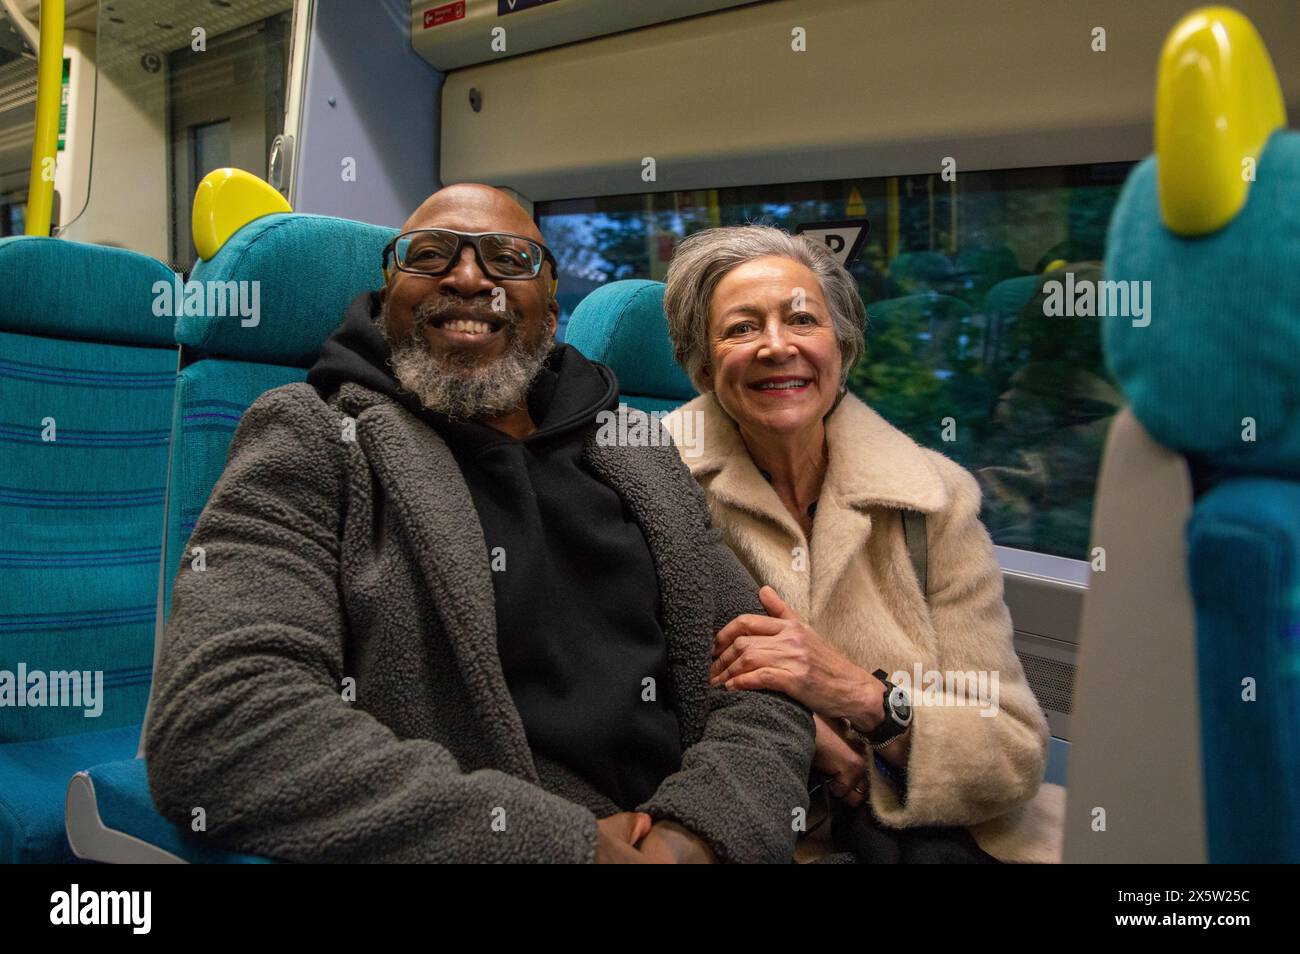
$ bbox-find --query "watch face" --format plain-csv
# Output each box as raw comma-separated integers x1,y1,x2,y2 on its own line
890,686,912,725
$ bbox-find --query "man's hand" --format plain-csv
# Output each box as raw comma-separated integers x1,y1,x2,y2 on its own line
812,713,869,808
636,820,719,864
594,812,653,864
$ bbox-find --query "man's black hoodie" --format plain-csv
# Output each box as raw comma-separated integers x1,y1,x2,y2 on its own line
307,292,682,809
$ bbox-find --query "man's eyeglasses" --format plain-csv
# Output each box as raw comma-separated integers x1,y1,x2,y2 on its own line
382,228,558,284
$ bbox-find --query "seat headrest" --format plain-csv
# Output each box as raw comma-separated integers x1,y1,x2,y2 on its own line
1105,132,1300,477
566,280,696,403
0,236,175,347
180,213,397,367
1104,7,1299,478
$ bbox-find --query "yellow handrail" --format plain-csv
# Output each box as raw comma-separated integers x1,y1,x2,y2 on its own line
24,0,65,236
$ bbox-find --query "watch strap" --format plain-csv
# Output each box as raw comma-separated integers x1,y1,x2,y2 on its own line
864,669,909,746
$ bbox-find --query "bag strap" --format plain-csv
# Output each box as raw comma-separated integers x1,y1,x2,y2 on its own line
901,510,928,601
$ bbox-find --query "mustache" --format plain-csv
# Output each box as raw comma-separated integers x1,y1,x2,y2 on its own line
411,294,521,330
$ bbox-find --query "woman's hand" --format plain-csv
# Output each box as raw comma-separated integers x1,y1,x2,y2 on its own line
711,586,884,726
813,713,869,808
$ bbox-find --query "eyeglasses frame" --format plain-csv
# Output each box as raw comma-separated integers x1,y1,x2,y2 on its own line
382,228,559,293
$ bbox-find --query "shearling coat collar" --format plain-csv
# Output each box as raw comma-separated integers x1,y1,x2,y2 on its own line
678,392,949,619
685,391,948,516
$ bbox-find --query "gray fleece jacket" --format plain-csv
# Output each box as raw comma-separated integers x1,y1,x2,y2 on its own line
143,381,814,863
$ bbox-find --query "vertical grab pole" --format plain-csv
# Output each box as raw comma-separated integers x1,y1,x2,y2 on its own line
24,0,66,236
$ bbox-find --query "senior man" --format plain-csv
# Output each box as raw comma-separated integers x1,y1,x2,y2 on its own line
144,184,813,863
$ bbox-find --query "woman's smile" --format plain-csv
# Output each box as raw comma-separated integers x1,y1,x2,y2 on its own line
749,374,814,396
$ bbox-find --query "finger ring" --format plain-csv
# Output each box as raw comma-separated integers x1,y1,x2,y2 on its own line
853,783,867,794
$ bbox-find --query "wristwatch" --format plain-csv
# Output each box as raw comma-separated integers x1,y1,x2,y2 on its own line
845,669,913,750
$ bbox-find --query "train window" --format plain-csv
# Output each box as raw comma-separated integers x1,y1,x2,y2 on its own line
538,162,1134,561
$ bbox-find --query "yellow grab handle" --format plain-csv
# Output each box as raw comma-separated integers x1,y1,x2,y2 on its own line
191,168,292,261
1156,6,1285,236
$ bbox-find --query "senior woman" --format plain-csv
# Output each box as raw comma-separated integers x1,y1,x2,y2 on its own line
661,225,1064,863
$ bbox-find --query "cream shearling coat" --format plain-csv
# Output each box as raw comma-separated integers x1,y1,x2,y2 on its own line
664,392,1065,863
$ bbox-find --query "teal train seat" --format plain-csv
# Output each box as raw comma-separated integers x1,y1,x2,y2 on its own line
565,280,697,414
1067,9,1298,863
1098,131,1299,863
156,211,393,626
0,236,176,863
64,210,396,863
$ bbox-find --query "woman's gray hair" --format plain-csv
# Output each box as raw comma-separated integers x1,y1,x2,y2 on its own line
663,224,867,390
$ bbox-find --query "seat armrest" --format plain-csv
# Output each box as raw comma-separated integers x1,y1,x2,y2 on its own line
66,759,273,864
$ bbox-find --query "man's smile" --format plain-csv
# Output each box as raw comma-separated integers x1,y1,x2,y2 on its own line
418,303,510,349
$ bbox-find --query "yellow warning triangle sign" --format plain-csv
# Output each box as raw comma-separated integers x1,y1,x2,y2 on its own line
847,186,866,217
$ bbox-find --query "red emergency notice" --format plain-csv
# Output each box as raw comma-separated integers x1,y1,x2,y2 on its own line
423,1,466,28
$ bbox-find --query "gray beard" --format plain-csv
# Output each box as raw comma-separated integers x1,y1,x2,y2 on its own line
377,296,554,421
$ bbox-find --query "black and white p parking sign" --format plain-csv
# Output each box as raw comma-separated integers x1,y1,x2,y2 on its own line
795,219,870,268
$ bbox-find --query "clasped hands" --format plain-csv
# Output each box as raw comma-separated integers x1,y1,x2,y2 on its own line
594,812,718,864
595,585,892,860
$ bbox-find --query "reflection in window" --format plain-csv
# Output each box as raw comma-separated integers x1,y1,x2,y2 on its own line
0,7,36,237
190,119,232,195
167,11,290,271
1,196,24,236
537,164,1134,561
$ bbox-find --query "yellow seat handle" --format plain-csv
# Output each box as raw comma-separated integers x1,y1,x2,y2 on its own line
1156,6,1285,237
192,168,292,261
